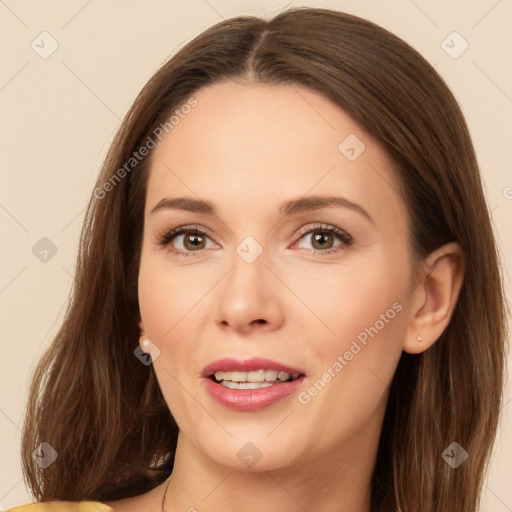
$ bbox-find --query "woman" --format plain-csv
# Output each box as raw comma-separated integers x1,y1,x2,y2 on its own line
11,7,507,512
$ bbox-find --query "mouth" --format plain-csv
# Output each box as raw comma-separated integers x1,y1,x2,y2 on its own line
202,357,306,411
210,369,303,389
203,357,306,388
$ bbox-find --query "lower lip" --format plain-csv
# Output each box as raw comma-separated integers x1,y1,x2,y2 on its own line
203,376,306,411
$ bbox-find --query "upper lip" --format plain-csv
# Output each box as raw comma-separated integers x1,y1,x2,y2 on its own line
202,357,306,377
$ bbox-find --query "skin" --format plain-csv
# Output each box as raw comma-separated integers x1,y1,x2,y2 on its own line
106,81,464,512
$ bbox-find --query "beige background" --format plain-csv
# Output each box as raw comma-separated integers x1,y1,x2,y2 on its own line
1,0,511,510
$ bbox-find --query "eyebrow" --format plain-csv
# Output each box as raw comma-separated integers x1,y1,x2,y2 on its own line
150,195,373,223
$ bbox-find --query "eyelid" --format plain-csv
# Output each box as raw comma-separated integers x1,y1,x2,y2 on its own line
156,224,218,247
290,223,354,252
294,223,351,240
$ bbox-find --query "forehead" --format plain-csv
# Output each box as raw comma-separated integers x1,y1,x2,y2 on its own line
145,81,404,224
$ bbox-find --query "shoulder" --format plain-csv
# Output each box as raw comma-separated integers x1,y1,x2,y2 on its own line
8,478,169,512
7,501,113,512
102,478,171,512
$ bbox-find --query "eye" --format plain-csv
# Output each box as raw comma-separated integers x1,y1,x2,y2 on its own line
157,225,217,256
157,223,353,257
293,224,353,255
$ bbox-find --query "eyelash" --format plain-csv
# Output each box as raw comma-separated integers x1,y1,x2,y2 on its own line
157,223,354,257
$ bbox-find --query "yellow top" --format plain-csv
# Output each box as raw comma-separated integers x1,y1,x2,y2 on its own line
7,502,113,512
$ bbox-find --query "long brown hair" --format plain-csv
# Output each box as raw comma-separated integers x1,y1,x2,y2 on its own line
21,8,507,511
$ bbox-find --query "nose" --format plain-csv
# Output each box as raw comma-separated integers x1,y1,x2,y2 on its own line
214,247,285,334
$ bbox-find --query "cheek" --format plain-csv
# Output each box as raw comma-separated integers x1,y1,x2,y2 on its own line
137,250,213,341
138,256,173,340
137,252,206,422
287,252,408,349
287,252,409,412
289,262,408,454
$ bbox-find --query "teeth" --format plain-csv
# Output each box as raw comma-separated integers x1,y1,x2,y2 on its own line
214,369,300,384
265,369,278,381
230,371,246,382
221,381,273,389
247,369,265,382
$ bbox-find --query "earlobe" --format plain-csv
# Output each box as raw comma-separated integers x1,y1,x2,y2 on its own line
140,338,151,354
403,242,465,354
139,331,152,354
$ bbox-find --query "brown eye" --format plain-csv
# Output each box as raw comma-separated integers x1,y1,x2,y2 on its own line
310,230,336,250
294,224,353,254
157,225,218,256
182,232,206,250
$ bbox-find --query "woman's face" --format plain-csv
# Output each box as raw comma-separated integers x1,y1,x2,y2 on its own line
138,81,418,472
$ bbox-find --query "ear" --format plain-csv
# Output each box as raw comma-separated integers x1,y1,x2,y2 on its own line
137,310,144,332
137,316,150,354
403,242,465,354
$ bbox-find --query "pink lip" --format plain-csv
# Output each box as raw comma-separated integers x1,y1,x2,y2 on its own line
202,357,305,377
201,357,306,412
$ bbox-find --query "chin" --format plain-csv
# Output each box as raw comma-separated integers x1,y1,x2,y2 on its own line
192,434,302,473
